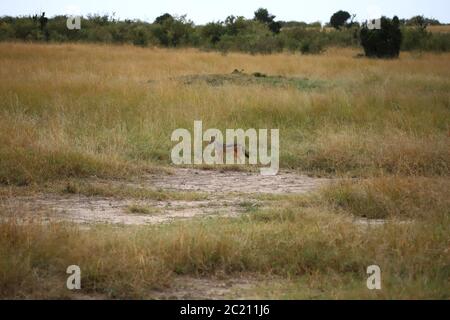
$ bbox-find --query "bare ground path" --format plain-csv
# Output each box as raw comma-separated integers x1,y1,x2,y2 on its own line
1,169,329,225
145,168,324,194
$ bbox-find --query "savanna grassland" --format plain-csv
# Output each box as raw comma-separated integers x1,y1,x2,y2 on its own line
0,42,449,299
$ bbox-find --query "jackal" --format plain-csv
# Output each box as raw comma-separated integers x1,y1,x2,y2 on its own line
208,136,249,160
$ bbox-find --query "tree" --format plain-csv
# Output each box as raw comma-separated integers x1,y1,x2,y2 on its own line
330,10,351,30
253,8,281,34
154,13,173,25
32,12,49,41
360,16,402,58
254,8,275,24
224,15,247,36
38,12,48,31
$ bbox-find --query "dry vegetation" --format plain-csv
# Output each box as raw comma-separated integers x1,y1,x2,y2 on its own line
0,43,448,183
0,42,449,299
428,25,450,33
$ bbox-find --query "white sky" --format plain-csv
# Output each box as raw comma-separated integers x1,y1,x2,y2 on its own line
1,0,449,24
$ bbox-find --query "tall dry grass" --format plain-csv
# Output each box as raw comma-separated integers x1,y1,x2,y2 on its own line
428,25,450,34
0,43,449,299
0,42,449,183
1,178,448,299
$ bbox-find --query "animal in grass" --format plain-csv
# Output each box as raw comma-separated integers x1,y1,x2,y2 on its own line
208,136,249,161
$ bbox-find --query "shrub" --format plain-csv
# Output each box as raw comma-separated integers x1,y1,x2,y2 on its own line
151,15,195,47
280,27,325,54
360,16,402,58
402,27,450,52
201,22,226,45
325,26,360,47
300,38,324,54
132,27,149,46
425,33,450,52
217,33,283,54
0,22,15,41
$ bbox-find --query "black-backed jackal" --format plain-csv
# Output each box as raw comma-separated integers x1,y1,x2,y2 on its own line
208,136,249,161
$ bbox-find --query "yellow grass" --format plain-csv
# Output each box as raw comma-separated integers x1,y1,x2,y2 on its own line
0,42,449,183
428,25,450,33
0,42,449,299
1,178,449,299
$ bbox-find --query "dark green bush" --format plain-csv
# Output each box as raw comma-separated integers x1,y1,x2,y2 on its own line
360,16,402,58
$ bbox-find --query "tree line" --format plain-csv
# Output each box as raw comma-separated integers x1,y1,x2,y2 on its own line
0,8,449,55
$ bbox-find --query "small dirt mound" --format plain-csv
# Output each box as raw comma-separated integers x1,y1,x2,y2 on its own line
152,70,324,90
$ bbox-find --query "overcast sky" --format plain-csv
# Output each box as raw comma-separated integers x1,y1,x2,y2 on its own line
1,0,449,24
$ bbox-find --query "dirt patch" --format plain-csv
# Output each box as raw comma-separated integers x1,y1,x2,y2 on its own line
1,169,327,225
144,168,328,194
1,195,243,225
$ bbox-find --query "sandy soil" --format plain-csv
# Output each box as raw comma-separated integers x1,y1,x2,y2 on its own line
1,169,328,225
144,168,326,194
